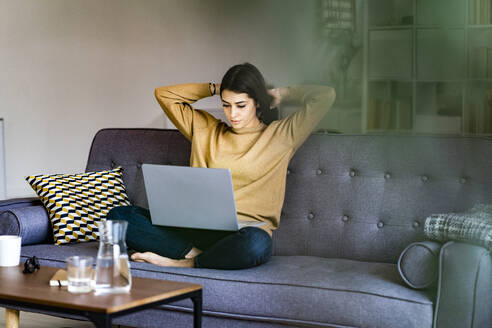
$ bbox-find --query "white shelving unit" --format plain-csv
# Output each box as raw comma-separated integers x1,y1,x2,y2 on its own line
363,0,492,135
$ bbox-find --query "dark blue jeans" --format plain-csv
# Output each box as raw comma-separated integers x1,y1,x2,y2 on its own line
106,206,272,270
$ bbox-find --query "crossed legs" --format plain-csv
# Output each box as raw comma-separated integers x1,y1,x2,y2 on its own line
106,206,272,270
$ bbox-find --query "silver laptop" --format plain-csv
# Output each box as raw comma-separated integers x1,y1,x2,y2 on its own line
142,164,265,231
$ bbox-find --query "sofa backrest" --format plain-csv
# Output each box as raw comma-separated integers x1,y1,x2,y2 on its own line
86,128,492,263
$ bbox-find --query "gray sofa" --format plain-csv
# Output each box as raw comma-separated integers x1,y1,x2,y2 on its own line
1,128,491,328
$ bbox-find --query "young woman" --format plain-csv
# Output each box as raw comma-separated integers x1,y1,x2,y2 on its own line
107,63,336,269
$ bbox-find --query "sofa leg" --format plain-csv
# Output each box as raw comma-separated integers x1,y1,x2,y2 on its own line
5,308,19,328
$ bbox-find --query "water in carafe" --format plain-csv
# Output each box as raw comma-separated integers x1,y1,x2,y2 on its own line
94,219,132,294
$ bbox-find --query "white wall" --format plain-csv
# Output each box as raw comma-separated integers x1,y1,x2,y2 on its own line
0,119,5,200
0,0,322,198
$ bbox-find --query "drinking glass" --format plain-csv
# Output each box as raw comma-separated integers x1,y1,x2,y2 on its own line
66,256,93,293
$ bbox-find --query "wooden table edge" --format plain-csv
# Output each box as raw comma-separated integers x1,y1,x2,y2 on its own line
0,284,202,314
106,285,202,313
0,265,202,314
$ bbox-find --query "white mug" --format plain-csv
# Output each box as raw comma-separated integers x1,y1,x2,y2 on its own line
0,235,22,267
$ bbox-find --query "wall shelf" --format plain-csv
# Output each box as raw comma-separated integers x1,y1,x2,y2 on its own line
363,0,492,135
368,25,414,30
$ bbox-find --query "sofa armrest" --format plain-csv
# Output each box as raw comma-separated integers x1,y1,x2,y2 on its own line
0,197,41,212
0,198,52,245
434,241,492,328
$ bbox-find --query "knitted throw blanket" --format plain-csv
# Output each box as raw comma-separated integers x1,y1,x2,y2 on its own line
424,204,492,250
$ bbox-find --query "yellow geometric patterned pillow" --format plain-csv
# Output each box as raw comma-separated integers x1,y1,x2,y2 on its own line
26,167,131,245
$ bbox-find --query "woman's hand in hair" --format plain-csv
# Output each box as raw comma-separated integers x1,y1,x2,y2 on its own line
267,87,289,109
209,82,221,96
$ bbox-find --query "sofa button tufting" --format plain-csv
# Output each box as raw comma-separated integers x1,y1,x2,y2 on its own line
316,169,322,175
349,169,357,177
308,213,315,220
287,169,291,175
460,177,467,184
342,215,349,222
111,161,117,169
412,221,420,228
384,173,391,179
377,221,384,228
421,175,429,182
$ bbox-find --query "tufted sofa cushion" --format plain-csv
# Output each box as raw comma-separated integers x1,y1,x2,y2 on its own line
85,129,190,210
276,134,492,263
85,129,492,264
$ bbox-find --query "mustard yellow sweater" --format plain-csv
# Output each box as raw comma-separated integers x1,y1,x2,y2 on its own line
155,83,335,236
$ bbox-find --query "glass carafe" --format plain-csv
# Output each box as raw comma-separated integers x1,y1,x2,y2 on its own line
94,220,132,294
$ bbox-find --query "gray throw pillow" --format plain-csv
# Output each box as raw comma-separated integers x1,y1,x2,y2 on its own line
398,241,442,289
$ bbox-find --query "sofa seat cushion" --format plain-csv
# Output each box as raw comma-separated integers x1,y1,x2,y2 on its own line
21,243,434,328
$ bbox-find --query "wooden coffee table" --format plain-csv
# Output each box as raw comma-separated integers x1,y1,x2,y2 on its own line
0,265,202,328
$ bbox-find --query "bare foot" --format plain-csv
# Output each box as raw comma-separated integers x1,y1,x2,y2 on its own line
131,252,195,268
185,247,203,259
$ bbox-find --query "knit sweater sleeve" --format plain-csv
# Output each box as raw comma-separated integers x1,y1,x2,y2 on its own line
154,83,218,140
275,85,336,150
